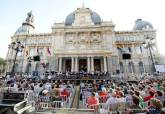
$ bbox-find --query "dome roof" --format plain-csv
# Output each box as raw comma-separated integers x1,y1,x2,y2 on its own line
65,8,101,26
15,24,35,35
14,11,35,35
133,19,153,30
91,12,101,24
65,12,75,26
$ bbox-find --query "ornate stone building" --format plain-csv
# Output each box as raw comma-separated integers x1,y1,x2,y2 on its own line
6,7,160,76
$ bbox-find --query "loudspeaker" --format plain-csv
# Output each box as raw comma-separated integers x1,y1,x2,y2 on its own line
122,53,131,59
116,69,120,74
33,56,40,61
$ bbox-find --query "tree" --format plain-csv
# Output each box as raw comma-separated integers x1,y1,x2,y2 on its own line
0,57,6,73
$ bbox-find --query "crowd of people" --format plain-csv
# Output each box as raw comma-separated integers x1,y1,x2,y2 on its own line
0,77,75,108
0,72,165,114
4,71,110,81
80,78,165,114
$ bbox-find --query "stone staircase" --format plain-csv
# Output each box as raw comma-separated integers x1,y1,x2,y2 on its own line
71,86,80,108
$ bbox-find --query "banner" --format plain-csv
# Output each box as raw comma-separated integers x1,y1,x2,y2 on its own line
155,65,165,72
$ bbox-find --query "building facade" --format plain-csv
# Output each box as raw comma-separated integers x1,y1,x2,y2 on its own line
6,7,161,77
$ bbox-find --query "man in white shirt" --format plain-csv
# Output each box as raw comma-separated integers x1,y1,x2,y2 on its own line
28,73,32,79
44,81,52,92
6,74,10,81
48,74,52,80
40,73,44,80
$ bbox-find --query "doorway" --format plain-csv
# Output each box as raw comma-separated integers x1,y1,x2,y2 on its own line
79,59,87,72
65,59,71,72
94,59,101,72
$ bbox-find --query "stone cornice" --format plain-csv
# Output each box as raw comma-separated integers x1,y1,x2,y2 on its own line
12,33,52,38
115,41,144,45
55,49,111,54
54,51,113,57
115,30,156,35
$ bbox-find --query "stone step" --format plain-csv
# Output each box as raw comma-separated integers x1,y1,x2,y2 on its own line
71,86,80,108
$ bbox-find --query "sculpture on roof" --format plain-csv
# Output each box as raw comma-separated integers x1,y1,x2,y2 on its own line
26,11,34,24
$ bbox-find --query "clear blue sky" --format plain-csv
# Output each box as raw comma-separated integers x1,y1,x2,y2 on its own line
0,0,165,59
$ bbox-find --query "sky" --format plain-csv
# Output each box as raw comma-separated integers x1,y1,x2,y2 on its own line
0,0,165,59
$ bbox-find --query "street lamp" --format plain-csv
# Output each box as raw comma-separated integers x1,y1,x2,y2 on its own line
143,36,156,72
8,41,24,77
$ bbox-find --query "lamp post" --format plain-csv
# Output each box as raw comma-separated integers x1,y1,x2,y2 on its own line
8,41,24,77
144,36,156,72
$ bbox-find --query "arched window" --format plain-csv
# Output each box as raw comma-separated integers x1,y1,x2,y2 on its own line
139,62,144,74
14,63,19,73
128,62,132,73
119,62,124,73
128,62,135,73
25,63,31,73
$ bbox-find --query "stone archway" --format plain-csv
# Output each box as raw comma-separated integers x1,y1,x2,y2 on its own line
119,62,124,73
139,61,144,74
25,63,31,73
14,63,19,73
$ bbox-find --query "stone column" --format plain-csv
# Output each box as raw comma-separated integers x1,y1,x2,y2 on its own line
91,57,94,73
59,57,62,72
54,56,58,71
87,57,90,73
107,56,112,74
71,57,74,72
104,56,107,73
75,57,78,72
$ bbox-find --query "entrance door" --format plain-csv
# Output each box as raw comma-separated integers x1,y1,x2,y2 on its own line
79,59,87,72
94,59,101,72
65,59,71,72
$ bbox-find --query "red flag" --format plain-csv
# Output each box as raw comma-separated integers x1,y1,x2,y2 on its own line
47,47,51,56
37,47,39,54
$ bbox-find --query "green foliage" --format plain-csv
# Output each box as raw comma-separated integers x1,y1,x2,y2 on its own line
0,58,6,73
0,57,6,65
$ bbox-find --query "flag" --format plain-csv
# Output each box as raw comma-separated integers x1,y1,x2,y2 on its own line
128,47,132,52
117,47,122,52
37,47,39,55
117,45,124,52
47,47,51,56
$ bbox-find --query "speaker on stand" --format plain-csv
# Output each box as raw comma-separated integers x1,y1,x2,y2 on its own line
122,53,131,59
33,55,40,61
116,69,120,74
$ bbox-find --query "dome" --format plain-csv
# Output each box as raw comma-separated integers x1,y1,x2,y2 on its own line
133,19,153,30
15,24,35,35
65,8,101,26
91,12,101,24
65,12,75,26
14,11,35,35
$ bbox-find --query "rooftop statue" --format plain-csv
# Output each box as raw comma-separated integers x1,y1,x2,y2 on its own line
26,11,34,24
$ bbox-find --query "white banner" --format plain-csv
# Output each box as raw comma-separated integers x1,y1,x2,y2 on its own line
155,65,165,73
